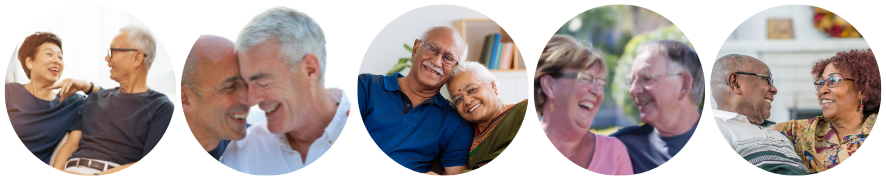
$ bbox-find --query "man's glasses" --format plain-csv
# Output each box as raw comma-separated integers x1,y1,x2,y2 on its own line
735,72,773,86
419,40,458,66
108,48,147,58
556,73,607,89
627,73,682,88
814,73,854,91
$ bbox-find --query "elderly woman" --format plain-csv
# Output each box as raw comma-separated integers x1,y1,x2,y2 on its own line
774,49,878,174
535,35,632,175
445,61,527,173
6,32,101,166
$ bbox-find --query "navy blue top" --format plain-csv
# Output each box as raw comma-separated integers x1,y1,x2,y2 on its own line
610,110,700,174
6,83,86,164
70,87,174,165
208,140,230,160
358,73,472,173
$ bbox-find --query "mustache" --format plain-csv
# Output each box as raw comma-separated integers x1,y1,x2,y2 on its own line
422,61,443,76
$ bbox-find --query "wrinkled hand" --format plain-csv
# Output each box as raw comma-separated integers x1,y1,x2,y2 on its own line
49,78,89,102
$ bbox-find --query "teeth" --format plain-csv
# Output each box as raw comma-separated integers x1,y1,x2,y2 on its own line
579,102,594,109
820,100,834,104
468,103,481,112
50,68,59,72
264,104,280,114
765,99,772,104
228,113,247,119
422,61,443,76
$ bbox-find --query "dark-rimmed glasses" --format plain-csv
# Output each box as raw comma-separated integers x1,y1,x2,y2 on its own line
814,73,854,91
735,72,773,86
418,39,458,66
108,48,147,58
554,73,607,89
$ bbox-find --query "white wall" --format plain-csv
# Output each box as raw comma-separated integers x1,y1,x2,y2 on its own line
5,5,176,98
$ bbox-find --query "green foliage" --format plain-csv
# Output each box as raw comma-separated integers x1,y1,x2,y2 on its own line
386,43,414,75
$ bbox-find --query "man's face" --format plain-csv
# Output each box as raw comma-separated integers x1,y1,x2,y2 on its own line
188,41,250,140
738,60,777,122
105,32,139,82
629,50,683,124
239,38,312,134
409,29,464,88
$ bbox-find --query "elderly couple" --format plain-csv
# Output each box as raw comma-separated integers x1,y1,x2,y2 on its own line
359,26,528,175
713,50,878,175
181,7,349,175
536,35,704,175
7,26,173,175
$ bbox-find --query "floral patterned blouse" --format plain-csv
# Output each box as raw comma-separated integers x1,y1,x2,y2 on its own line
773,114,876,173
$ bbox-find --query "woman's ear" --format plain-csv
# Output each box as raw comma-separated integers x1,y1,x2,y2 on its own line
25,57,33,69
490,81,499,95
540,75,555,99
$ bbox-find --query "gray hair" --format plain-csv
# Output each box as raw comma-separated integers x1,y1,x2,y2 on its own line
120,25,157,71
182,47,201,97
445,61,501,102
420,26,469,63
636,40,704,106
237,6,327,84
711,54,756,104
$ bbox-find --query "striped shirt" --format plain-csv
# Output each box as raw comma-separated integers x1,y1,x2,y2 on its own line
714,110,809,175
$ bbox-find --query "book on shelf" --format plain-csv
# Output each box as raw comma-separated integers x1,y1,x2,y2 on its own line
498,42,513,70
489,33,501,69
479,34,494,67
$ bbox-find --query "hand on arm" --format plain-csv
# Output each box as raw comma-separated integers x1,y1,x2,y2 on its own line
442,166,466,175
48,79,101,102
53,130,82,170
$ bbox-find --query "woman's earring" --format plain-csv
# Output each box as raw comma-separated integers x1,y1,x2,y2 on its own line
859,98,864,112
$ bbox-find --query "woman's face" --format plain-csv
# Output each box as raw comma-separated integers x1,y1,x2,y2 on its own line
27,42,64,83
447,72,501,124
547,65,606,131
817,63,862,121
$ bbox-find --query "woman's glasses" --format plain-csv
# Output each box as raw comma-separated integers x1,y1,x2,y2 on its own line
558,73,607,89
450,83,480,108
814,73,854,91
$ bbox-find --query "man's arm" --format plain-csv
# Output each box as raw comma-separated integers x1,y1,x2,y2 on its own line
442,166,467,175
53,130,82,170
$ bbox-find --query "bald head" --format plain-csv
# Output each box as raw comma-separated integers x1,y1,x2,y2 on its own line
183,35,238,96
712,54,777,123
712,54,762,103
421,26,468,62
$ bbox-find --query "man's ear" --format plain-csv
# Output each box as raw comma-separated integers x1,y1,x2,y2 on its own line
540,75,555,99
728,74,742,95
132,52,144,69
181,85,195,113
412,39,421,58
679,73,692,100
302,53,321,85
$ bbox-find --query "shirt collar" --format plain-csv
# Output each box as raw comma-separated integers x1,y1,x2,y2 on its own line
714,109,745,123
383,72,449,108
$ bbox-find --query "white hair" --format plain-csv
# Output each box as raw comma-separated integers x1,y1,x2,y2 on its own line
120,25,156,70
236,6,327,84
420,26,469,62
445,61,501,103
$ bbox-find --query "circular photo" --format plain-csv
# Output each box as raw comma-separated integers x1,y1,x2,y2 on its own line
712,5,877,175
4,6,175,175
180,7,350,175
357,5,529,175
534,5,703,175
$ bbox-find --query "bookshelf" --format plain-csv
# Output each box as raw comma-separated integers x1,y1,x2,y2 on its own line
451,19,526,71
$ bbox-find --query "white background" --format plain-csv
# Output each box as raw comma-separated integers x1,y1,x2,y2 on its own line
0,0,883,179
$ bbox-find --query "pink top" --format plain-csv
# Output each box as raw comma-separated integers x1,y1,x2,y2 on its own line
586,133,634,175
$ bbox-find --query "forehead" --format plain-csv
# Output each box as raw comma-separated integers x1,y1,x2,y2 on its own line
111,32,131,47
239,39,286,76
632,50,668,73
425,29,464,55
196,49,239,86
37,42,61,52
822,63,845,77
449,72,481,87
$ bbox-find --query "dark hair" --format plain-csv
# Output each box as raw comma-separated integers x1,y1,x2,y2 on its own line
18,32,63,79
811,49,879,117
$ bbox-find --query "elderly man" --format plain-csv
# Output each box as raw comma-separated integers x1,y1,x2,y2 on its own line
712,54,809,175
56,26,174,175
611,40,703,174
358,26,471,175
219,7,350,175
181,35,250,160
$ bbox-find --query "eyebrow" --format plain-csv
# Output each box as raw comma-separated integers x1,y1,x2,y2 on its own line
223,76,241,84
248,73,270,81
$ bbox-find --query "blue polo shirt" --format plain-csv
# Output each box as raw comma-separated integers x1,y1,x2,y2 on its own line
358,73,471,173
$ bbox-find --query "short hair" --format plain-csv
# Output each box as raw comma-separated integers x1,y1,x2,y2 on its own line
711,54,756,104
420,26,469,62
811,49,879,117
445,61,500,101
18,32,63,79
636,40,704,106
182,47,201,97
120,25,157,71
534,35,607,116
237,6,326,84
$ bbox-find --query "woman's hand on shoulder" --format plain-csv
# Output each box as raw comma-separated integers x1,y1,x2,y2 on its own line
48,78,89,102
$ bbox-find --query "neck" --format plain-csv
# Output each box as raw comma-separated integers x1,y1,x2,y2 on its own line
24,79,56,100
719,102,763,125
119,69,149,93
541,105,590,156
476,103,510,134
398,76,438,105
285,87,338,161
829,112,865,138
655,101,700,137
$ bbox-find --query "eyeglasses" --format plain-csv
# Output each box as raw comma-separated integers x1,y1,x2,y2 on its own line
418,40,458,66
556,73,607,89
627,73,681,88
735,72,773,86
108,48,147,58
450,83,480,108
814,73,854,91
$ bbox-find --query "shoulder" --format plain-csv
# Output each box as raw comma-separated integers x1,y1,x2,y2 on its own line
5,83,24,96
358,73,384,85
595,134,628,152
610,124,650,137
774,117,817,131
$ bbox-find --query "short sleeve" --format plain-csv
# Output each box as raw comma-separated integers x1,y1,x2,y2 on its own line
69,109,84,131
142,99,174,156
613,138,635,175
439,118,471,167
358,74,370,121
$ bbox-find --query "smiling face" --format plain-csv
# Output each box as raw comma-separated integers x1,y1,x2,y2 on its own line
27,42,64,83
818,63,861,120
629,51,684,124
737,60,777,123
409,28,464,89
188,38,250,140
547,66,606,133
447,72,502,123
105,32,140,83
240,38,315,134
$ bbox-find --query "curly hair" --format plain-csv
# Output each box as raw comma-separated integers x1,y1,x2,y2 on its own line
18,32,63,79
534,35,607,116
811,49,879,117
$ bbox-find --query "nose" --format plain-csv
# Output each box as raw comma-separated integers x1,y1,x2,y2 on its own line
236,84,250,106
769,83,778,95
628,79,644,98
246,83,265,106
105,53,111,62
817,84,829,97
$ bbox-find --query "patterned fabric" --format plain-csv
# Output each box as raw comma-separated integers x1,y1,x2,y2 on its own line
774,114,876,173
714,110,809,175
463,100,527,173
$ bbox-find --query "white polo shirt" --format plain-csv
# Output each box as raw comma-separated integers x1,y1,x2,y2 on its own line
714,109,809,174
220,92,350,175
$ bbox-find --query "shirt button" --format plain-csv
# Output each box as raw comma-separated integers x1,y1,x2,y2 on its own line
328,140,334,145
407,104,411,107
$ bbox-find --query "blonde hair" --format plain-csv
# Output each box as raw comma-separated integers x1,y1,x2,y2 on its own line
534,35,607,115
